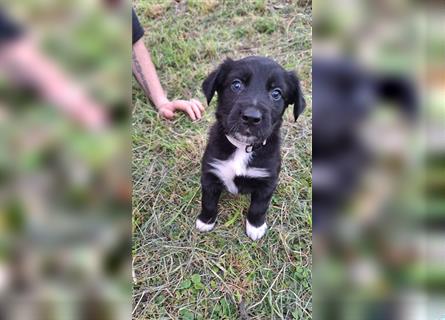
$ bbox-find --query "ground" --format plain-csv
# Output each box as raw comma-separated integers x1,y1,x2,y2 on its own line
132,1,312,319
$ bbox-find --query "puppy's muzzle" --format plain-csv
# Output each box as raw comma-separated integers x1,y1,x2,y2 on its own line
241,107,262,126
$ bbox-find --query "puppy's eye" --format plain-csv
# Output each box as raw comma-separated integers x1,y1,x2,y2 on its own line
270,88,282,101
231,79,244,92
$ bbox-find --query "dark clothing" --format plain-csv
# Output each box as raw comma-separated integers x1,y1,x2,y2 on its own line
132,9,144,45
0,9,23,46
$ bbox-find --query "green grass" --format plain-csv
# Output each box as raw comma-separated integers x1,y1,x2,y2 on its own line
132,1,312,319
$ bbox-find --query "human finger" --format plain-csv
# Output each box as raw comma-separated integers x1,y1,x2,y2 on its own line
190,101,202,119
191,98,205,112
174,100,198,120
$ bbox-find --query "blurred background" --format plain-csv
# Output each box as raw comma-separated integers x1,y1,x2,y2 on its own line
0,1,131,320
313,0,445,319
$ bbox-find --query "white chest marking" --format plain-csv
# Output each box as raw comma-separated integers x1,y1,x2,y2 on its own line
209,148,269,194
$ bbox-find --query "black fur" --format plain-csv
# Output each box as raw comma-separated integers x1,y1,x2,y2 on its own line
198,56,305,234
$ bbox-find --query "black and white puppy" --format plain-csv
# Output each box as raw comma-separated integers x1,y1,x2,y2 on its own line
196,56,306,240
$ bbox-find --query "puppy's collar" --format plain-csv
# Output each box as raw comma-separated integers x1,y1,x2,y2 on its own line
225,135,267,153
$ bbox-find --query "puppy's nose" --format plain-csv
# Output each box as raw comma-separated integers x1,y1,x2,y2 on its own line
241,107,262,125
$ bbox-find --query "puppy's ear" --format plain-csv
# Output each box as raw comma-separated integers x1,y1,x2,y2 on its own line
202,58,233,105
287,71,306,121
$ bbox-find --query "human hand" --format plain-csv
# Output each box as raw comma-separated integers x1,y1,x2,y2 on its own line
157,99,204,121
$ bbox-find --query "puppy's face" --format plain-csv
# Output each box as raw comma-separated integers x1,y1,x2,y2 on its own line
203,57,305,143
312,57,416,151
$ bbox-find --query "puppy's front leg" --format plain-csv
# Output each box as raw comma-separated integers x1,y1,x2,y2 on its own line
246,190,274,240
196,179,222,232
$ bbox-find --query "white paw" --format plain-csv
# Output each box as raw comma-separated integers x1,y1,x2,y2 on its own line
196,218,215,232
246,220,267,241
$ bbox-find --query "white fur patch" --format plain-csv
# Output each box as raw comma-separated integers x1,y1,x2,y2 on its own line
246,220,267,240
209,147,269,194
196,218,215,232
234,133,256,144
